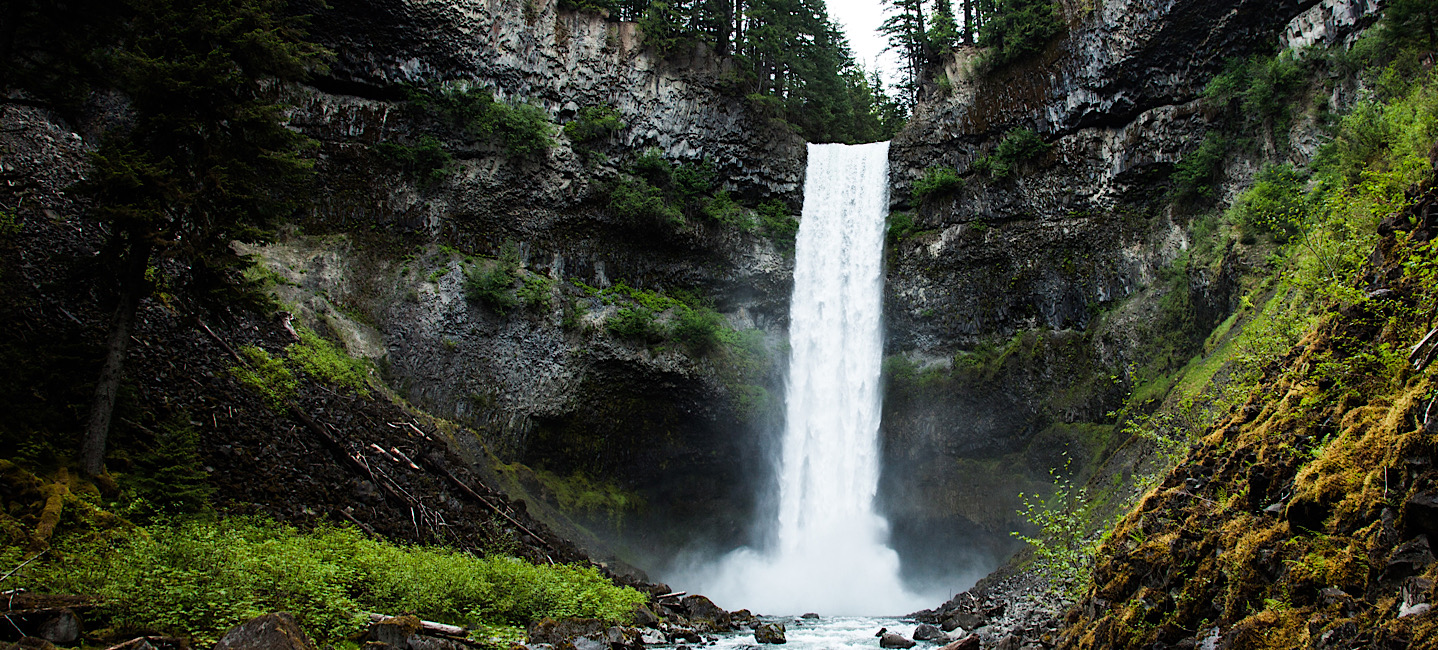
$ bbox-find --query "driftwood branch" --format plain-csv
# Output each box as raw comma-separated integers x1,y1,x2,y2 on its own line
1411,325,1438,371
0,550,46,586
366,612,468,637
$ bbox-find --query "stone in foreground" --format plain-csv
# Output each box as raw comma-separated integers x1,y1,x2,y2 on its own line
213,613,317,650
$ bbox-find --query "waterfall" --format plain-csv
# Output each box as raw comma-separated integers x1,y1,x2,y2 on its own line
693,141,925,615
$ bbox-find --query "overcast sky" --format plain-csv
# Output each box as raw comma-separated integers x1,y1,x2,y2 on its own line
825,0,903,88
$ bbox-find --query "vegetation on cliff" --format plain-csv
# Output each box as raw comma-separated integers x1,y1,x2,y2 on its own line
975,1,1438,645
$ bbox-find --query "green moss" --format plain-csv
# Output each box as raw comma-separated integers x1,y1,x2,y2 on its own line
230,346,298,410
287,328,371,397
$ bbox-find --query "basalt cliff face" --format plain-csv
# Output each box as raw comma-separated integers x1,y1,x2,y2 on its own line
878,0,1381,586
235,0,809,567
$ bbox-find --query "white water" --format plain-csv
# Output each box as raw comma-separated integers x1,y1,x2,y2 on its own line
690,141,927,616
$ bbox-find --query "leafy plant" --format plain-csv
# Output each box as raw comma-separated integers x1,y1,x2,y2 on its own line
377,136,455,186
517,274,554,310
673,306,725,352
757,200,798,250
912,166,964,204
972,128,1049,179
606,175,683,228
563,105,626,144
1169,135,1227,202
1012,457,1106,599
606,306,663,341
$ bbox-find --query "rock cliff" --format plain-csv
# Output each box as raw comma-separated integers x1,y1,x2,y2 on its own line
877,0,1381,587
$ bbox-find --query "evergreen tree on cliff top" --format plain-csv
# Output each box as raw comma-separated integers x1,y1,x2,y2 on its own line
1,0,328,476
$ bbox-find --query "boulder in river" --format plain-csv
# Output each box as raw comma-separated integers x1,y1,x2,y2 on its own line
912,624,947,642
755,622,787,644
880,632,917,648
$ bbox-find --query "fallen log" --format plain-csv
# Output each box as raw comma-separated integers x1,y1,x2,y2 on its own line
366,612,467,637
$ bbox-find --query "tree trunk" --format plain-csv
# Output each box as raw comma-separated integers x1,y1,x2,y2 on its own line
78,240,150,477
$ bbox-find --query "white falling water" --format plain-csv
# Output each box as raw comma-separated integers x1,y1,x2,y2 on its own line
693,141,926,616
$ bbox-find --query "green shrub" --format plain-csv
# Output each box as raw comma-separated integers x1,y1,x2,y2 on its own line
286,328,371,397
116,415,215,521
912,166,964,204
15,518,646,644
606,306,663,341
466,265,519,314
377,136,454,186
1011,457,1105,599
517,274,554,310
1169,135,1227,202
408,85,554,158
607,175,683,227
673,160,716,199
489,102,555,158
632,148,673,186
1229,163,1309,242
563,105,626,144
701,191,755,230
887,211,917,244
972,128,1049,179
673,306,725,352
231,346,298,409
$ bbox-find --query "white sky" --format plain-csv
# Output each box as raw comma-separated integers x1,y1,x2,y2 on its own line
825,0,904,88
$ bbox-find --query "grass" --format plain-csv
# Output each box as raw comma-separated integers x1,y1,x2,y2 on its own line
4,516,647,645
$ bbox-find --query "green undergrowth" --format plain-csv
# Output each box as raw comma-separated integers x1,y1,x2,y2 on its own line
230,326,371,409
3,516,645,645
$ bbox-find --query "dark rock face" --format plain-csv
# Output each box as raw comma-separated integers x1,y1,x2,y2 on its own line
912,623,948,642
212,613,317,650
754,622,787,644
880,632,917,649
874,0,1349,584
263,0,807,573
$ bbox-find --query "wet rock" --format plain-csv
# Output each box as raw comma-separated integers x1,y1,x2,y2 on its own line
730,609,757,628
35,611,79,645
367,614,423,646
680,595,731,631
880,633,916,648
1400,577,1434,618
800,613,819,619
1385,535,1435,580
948,611,986,631
631,604,660,628
528,618,606,646
213,612,317,650
754,622,786,644
1406,491,1438,539
912,624,948,643
938,636,979,650
666,627,702,643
